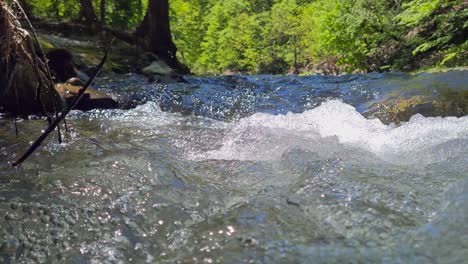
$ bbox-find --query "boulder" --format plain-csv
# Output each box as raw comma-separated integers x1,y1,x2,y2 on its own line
142,60,174,76
363,91,468,124
142,60,187,83
55,83,119,111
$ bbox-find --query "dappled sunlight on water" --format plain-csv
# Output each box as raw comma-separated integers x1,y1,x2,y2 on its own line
1,72,467,263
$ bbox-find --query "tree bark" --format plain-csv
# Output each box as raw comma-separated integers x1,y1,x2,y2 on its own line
100,0,106,25
78,0,98,25
135,0,188,73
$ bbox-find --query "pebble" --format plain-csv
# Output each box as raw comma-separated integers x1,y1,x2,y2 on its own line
62,241,70,250
10,202,20,210
41,215,50,223
51,180,63,188
69,231,79,239
0,239,19,253
5,213,16,221
238,237,259,247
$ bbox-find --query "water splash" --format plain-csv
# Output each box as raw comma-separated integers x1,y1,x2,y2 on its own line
201,100,468,164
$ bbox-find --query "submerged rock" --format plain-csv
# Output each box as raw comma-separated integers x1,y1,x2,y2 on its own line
363,91,468,124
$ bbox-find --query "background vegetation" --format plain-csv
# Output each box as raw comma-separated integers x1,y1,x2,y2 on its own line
23,0,468,74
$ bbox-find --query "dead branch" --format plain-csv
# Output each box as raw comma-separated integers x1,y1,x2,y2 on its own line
11,40,112,167
13,0,60,121
0,1,62,116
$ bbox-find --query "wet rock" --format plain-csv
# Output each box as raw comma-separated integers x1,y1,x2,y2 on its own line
114,235,131,247
65,77,84,86
363,91,468,124
238,237,259,247
142,60,186,83
55,83,119,111
42,207,50,215
0,238,19,253
10,202,20,210
124,218,139,230
142,60,174,76
65,216,76,226
4,213,16,221
69,231,79,239
41,215,50,223
62,241,70,250
51,180,63,188
21,241,31,250
30,250,47,263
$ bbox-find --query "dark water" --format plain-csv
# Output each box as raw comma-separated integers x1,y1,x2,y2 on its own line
0,71,467,263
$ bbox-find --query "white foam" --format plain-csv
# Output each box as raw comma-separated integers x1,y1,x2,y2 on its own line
202,100,468,163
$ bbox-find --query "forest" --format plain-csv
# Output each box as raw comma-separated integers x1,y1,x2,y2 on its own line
20,0,468,75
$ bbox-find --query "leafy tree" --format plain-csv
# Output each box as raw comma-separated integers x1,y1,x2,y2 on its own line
21,0,468,74
394,0,467,68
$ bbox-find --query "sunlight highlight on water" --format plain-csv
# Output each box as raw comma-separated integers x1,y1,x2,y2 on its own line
0,71,467,263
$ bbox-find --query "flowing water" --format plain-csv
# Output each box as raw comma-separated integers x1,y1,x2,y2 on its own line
0,71,467,263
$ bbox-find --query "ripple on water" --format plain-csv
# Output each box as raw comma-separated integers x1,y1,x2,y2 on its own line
1,72,467,263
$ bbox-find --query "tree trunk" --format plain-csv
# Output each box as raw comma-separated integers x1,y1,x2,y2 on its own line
78,0,97,25
100,0,106,25
53,0,60,18
135,0,188,73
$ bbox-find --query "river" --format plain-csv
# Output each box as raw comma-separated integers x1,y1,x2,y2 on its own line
1,71,467,263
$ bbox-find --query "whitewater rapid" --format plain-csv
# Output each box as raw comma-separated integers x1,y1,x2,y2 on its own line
2,72,468,263
196,100,468,164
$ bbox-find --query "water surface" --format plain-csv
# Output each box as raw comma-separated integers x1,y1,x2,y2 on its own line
1,71,467,263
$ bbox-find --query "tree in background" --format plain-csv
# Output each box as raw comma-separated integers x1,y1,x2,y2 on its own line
100,0,105,25
17,0,468,74
135,0,187,72
78,0,97,25
170,0,208,70
395,0,468,69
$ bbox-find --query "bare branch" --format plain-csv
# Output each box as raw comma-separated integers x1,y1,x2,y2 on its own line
11,40,113,167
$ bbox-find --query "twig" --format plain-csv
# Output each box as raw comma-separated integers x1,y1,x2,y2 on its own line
55,111,62,144
13,0,60,123
2,57,18,97
63,118,69,134
13,83,19,137
11,41,112,167
12,0,48,70
14,117,18,137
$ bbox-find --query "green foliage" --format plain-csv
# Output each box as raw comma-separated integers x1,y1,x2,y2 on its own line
172,0,407,73
105,0,147,29
23,0,468,74
170,0,467,74
397,0,468,69
440,40,468,66
26,0,80,20
23,0,147,29
397,0,441,26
